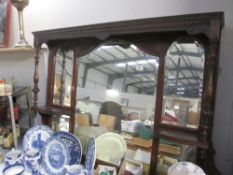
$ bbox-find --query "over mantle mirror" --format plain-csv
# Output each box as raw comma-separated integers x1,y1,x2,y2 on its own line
161,38,204,129
32,12,224,175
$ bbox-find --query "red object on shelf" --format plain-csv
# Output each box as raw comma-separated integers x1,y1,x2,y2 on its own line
162,112,178,122
13,103,19,120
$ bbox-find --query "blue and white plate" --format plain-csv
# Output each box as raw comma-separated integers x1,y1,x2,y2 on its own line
84,137,96,173
3,164,25,175
22,125,54,152
53,131,82,165
42,137,70,175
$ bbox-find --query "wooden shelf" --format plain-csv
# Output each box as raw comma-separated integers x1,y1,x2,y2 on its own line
0,47,34,54
0,47,48,55
158,128,208,149
38,106,71,116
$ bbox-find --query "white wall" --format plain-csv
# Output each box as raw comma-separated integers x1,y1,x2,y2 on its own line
76,87,156,121
78,63,108,90
5,0,233,174
0,50,48,106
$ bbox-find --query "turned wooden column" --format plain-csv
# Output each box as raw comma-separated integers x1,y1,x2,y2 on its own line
198,19,221,175
32,47,41,113
59,51,66,105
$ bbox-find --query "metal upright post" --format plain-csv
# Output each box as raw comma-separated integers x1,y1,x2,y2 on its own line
7,95,18,149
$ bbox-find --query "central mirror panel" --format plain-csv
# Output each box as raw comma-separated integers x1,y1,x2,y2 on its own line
75,43,159,163
162,39,205,128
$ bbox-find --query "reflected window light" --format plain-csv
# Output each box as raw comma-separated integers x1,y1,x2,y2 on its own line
116,63,126,67
147,59,159,67
127,61,137,66
177,91,185,95
177,87,185,91
106,89,119,97
167,83,176,86
67,86,71,94
137,60,147,64
130,44,138,50
168,75,176,79
147,59,157,63
136,65,144,71
97,45,113,51
174,105,180,110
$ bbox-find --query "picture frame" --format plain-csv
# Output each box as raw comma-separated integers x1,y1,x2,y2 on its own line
0,0,10,48
120,98,129,106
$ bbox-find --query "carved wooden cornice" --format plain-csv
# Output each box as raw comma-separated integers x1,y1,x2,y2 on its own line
33,12,224,47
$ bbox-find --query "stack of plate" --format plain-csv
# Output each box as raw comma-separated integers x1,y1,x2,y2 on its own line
21,125,96,175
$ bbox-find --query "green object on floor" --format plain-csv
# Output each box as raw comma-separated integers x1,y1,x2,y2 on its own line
138,125,152,140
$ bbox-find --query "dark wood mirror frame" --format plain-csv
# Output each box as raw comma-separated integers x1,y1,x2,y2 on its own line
32,12,224,175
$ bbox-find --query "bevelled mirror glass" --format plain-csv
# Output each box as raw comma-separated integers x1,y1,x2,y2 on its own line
161,39,204,128
53,49,73,106
75,43,159,163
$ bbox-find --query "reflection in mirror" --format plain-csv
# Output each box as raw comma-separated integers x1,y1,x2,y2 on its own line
74,43,159,161
53,49,73,106
52,115,70,132
157,138,197,174
162,40,204,128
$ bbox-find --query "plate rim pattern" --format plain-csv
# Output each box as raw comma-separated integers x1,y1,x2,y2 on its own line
52,131,82,164
22,124,54,152
42,136,70,175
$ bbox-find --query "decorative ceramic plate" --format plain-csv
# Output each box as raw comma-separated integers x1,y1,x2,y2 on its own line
168,161,206,175
42,137,70,175
3,164,25,175
22,125,53,152
4,149,24,166
84,137,96,173
96,132,127,165
53,131,82,165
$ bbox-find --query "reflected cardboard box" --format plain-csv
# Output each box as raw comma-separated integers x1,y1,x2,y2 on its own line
95,165,117,175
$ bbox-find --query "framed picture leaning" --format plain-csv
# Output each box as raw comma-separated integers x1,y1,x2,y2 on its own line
0,0,10,48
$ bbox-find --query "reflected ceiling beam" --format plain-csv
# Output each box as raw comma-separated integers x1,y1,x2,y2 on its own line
167,55,199,90
114,46,131,58
169,66,203,72
114,46,147,91
107,70,155,88
165,83,200,88
109,70,156,80
174,44,200,85
169,51,203,57
108,67,202,80
93,53,107,61
126,80,155,93
85,56,156,68
166,76,201,81
138,86,155,94
126,80,155,86
102,47,145,82
81,63,119,88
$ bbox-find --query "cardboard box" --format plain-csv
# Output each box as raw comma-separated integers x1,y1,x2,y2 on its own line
99,114,116,131
75,113,90,127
